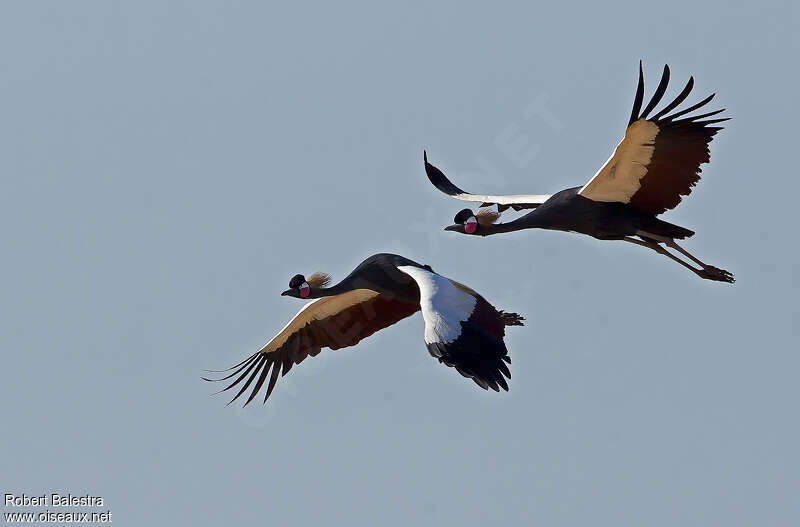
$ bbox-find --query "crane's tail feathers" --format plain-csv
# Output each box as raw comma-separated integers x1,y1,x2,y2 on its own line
648,218,695,240
499,311,525,327
666,223,695,240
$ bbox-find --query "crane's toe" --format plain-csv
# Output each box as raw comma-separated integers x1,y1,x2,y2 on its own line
699,265,735,283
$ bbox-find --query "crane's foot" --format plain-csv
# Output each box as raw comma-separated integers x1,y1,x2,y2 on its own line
698,265,735,283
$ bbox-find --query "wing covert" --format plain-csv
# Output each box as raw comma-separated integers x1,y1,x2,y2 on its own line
204,289,419,406
579,63,728,215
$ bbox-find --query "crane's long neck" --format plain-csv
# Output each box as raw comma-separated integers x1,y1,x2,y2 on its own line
482,213,543,236
303,256,424,301
306,280,355,298
307,273,389,298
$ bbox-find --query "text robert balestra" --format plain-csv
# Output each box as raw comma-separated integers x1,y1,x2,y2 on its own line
5,493,104,507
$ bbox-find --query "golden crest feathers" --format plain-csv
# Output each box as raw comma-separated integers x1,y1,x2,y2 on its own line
476,208,501,225
306,272,332,289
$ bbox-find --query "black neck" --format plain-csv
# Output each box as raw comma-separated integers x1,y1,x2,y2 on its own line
306,280,355,298
481,214,540,236
300,254,424,302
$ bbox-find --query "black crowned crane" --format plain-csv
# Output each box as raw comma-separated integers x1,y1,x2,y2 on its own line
204,253,524,406
424,63,734,283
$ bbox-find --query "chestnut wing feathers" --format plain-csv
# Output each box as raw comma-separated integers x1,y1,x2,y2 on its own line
628,115,723,215
204,290,419,406
580,63,728,215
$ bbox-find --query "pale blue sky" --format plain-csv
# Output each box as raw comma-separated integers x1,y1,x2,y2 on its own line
1,1,798,526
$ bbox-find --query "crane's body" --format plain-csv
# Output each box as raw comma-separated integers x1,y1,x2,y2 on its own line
427,63,734,283
470,186,694,241
205,253,524,406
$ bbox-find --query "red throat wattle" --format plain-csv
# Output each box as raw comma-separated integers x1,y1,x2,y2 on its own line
465,221,478,234
299,285,311,298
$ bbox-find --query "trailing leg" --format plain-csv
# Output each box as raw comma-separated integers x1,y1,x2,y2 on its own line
636,231,735,283
623,237,734,283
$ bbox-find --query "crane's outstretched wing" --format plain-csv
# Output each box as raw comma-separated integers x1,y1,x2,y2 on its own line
579,63,728,215
396,265,520,392
204,289,419,406
424,152,552,212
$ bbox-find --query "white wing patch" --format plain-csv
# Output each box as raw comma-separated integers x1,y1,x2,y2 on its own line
451,192,553,206
397,266,477,344
579,119,660,203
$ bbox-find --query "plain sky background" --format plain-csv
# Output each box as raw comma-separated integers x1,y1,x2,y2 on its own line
1,1,798,526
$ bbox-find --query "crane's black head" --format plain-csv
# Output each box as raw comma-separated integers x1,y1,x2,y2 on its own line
282,272,332,298
282,273,310,298
445,208,478,234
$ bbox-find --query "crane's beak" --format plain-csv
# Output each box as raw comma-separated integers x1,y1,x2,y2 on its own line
281,289,293,296
444,224,461,232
